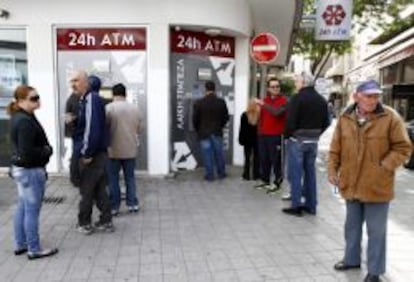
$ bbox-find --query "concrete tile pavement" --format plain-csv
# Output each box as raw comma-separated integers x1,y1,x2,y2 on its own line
0,130,413,282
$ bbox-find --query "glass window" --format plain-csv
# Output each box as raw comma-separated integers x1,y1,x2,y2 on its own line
402,56,414,83
380,63,399,86
0,29,27,166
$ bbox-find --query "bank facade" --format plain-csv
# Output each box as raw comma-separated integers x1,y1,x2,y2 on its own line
0,0,300,174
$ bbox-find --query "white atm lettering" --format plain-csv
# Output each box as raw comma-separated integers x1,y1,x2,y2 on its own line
100,33,136,46
68,32,96,46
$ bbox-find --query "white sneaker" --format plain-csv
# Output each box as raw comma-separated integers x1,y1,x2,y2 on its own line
282,193,291,201
128,205,140,213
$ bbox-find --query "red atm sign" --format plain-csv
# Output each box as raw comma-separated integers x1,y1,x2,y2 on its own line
57,28,146,50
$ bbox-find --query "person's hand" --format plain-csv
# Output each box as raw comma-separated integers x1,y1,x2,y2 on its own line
81,157,93,165
253,98,264,106
328,175,339,186
64,113,75,124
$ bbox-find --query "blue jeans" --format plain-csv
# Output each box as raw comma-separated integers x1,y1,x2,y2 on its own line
200,135,226,180
12,166,46,253
107,158,138,211
287,138,318,212
344,201,389,275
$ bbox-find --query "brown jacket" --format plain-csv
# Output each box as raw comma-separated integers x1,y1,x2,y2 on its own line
328,103,412,202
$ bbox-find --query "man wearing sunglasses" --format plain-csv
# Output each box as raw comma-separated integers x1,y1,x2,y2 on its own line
254,78,287,192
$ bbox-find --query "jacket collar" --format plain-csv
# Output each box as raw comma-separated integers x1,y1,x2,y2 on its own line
343,102,385,117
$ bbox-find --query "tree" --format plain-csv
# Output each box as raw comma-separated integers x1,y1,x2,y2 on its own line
294,0,412,77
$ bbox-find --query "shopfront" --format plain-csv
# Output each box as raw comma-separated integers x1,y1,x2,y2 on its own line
0,28,27,166
379,43,414,121
0,0,300,174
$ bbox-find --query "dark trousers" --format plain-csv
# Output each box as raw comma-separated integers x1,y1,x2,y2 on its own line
258,135,283,184
78,152,112,226
242,144,260,180
69,151,80,187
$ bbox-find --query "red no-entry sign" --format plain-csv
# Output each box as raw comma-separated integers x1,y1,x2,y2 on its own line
250,32,280,64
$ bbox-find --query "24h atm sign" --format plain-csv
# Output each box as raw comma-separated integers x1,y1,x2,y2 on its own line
315,0,353,41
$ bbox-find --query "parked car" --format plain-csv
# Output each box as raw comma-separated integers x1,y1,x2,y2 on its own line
404,119,414,169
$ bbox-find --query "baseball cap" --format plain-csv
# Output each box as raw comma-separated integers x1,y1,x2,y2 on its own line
356,80,382,95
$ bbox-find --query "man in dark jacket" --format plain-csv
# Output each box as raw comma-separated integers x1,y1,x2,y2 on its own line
70,70,113,234
193,81,229,181
282,73,330,216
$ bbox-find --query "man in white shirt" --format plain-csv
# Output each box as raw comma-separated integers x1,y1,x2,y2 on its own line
106,83,141,215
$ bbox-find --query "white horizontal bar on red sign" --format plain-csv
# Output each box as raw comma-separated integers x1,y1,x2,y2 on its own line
252,45,278,51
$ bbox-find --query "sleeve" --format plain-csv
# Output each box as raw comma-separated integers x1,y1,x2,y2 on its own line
321,103,331,133
221,99,229,127
238,113,246,146
284,96,299,137
262,103,287,116
381,113,413,171
81,95,105,158
192,101,200,132
327,119,342,178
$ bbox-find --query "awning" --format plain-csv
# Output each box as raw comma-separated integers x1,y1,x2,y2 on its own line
378,36,414,69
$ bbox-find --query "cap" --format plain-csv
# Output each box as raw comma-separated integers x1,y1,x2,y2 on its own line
356,80,382,95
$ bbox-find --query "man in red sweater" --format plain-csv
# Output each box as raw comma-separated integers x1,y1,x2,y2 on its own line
254,78,287,191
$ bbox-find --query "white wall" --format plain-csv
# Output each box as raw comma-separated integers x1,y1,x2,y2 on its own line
233,37,250,166
1,0,252,174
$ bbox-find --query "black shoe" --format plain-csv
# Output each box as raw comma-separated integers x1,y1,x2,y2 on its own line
300,206,316,215
282,207,303,217
364,274,380,282
94,221,115,233
27,248,58,260
333,260,361,271
14,248,28,256
204,175,214,182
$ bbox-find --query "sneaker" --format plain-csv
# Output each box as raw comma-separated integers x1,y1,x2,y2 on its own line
266,184,281,194
111,210,119,216
94,221,115,233
281,192,291,201
253,182,268,190
27,248,58,260
76,224,93,235
128,205,140,213
14,248,28,256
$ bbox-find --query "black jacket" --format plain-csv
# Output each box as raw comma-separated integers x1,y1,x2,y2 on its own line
193,94,229,139
284,86,330,139
10,110,52,168
64,93,80,138
238,112,257,146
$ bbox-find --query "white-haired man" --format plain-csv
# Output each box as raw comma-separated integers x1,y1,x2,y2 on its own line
328,80,412,282
282,73,330,216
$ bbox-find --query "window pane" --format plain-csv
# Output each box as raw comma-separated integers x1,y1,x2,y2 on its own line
0,29,27,166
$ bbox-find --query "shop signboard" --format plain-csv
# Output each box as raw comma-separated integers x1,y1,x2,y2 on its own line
315,0,352,41
56,27,147,170
170,29,235,171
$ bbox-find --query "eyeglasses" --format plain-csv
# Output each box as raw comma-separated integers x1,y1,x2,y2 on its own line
269,85,280,89
28,95,40,102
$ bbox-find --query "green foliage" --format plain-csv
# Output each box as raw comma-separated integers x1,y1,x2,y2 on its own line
295,0,412,74
370,15,414,44
280,78,296,97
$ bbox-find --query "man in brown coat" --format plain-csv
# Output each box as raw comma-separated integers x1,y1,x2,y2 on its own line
328,80,412,282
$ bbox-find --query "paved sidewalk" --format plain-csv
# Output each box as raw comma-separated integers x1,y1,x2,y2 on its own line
0,164,413,281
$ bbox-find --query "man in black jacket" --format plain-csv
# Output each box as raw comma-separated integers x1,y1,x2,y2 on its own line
193,81,229,181
282,73,330,216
